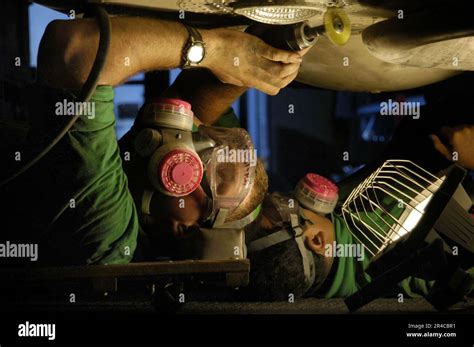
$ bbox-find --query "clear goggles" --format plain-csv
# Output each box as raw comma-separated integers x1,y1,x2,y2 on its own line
195,125,257,226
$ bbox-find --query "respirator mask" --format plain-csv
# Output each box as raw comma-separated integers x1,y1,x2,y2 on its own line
247,174,339,292
133,98,258,260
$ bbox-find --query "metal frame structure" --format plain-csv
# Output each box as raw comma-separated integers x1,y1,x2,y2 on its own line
341,159,445,257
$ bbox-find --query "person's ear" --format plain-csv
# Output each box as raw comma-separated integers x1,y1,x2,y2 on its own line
304,227,327,256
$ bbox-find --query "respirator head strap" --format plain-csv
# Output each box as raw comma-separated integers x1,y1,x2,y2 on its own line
247,211,316,290
247,228,295,253
210,208,230,228
217,204,262,230
291,212,315,289
141,189,155,215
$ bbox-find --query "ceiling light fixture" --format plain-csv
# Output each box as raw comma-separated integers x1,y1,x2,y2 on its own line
232,0,324,25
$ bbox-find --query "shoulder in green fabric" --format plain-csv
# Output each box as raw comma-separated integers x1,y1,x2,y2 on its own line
41,86,139,265
320,213,371,298
320,195,437,298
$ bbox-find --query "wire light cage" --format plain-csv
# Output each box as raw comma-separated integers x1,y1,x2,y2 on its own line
341,159,446,258
342,159,473,312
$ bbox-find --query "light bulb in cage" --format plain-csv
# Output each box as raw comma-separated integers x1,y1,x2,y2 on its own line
232,1,324,25
397,195,432,235
342,159,474,312
341,160,448,257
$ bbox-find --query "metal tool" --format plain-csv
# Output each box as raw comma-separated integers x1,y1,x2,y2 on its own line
248,8,351,51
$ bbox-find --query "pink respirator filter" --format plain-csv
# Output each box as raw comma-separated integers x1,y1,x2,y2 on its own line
295,173,339,215
143,97,194,131
153,98,203,196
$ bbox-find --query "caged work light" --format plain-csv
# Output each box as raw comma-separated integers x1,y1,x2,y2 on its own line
340,160,473,311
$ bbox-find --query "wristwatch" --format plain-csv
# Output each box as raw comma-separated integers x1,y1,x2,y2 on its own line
181,25,206,69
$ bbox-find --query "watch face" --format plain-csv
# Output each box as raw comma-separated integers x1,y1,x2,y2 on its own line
187,43,205,64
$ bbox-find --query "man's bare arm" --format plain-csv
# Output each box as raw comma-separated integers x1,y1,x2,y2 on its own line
162,47,311,124
162,69,246,125
37,17,303,95
38,18,188,89
430,125,474,170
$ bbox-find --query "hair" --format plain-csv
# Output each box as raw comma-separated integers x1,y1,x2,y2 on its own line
242,209,327,301
225,160,269,222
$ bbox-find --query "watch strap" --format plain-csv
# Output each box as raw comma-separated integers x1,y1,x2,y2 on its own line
181,25,205,69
